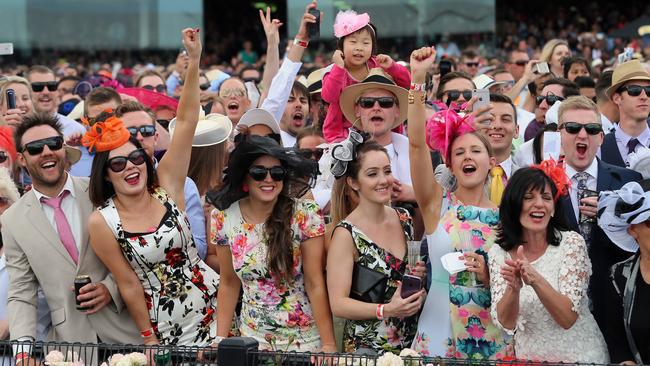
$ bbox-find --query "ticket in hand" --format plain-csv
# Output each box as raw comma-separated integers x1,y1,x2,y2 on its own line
441,252,468,275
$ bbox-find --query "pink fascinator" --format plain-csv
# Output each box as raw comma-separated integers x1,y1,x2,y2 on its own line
334,10,371,38
425,108,475,166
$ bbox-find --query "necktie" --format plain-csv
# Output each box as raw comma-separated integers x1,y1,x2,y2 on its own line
41,190,78,264
490,166,505,205
627,138,640,155
574,172,592,246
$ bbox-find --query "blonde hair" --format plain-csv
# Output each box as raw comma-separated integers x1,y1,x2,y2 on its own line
558,95,601,125
0,76,31,108
0,167,20,204
540,39,569,64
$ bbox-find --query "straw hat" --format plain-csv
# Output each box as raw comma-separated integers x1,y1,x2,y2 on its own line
606,60,650,98
307,68,325,94
169,114,232,147
472,74,506,90
65,146,82,164
339,68,408,129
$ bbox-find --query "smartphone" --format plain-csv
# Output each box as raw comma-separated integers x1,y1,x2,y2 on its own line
533,62,550,74
439,59,453,77
400,274,422,298
307,8,320,39
6,89,16,110
472,88,490,113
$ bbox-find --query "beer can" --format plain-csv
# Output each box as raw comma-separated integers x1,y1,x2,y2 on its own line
74,275,92,311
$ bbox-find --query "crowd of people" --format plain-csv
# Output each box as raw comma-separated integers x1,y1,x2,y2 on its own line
0,1,650,364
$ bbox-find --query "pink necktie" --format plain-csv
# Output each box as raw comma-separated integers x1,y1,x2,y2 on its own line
41,190,79,264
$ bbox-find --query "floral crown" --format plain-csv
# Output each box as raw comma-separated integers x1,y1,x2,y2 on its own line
532,158,571,201
81,113,131,153
425,107,475,166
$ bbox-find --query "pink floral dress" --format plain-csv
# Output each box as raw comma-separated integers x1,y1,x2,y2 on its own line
210,199,325,351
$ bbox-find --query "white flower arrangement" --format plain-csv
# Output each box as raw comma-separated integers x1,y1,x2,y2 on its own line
101,352,148,366
373,349,428,366
44,350,84,366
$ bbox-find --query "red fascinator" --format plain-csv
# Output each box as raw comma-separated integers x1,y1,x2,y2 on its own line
0,126,17,161
425,108,475,166
81,116,131,153
532,158,571,201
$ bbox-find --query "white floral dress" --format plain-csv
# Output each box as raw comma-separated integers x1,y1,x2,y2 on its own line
210,199,325,351
488,231,609,363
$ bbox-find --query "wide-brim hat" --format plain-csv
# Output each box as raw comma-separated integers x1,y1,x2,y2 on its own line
169,113,232,147
339,69,408,129
472,74,506,90
307,68,325,94
65,146,82,165
606,60,650,98
237,108,281,135
598,181,650,252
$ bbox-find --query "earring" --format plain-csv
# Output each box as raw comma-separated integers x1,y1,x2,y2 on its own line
242,184,249,193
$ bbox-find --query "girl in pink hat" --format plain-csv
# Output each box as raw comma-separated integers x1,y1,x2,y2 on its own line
321,10,410,143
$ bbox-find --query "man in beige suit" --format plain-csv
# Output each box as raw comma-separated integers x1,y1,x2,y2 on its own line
1,113,139,360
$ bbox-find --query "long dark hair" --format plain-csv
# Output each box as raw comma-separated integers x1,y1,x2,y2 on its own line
88,138,158,206
496,167,569,251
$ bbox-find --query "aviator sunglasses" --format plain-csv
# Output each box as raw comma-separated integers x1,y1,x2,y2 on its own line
107,149,147,173
357,97,396,109
22,136,64,155
248,165,287,182
559,122,603,135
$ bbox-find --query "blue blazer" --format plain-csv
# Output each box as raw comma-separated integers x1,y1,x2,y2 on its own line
601,132,625,168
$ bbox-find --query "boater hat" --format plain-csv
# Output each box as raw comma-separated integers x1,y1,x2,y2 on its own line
169,113,232,147
606,60,650,98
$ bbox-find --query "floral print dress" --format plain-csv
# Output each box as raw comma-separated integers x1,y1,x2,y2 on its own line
336,208,418,354
211,199,325,351
98,188,219,346
412,193,511,359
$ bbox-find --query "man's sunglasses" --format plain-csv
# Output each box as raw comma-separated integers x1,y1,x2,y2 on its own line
242,77,260,84
142,84,166,93
357,97,396,109
107,149,147,173
0,151,8,163
444,89,473,102
618,85,650,97
127,125,156,138
559,122,603,135
514,60,529,66
22,136,64,155
248,165,286,182
297,148,324,160
535,94,565,105
31,82,58,92
200,83,211,91
465,62,480,67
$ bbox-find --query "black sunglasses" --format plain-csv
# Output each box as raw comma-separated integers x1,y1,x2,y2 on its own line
107,149,147,173
22,136,64,155
200,83,211,91
297,148,324,160
142,84,166,93
559,122,603,135
357,97,396,109
514,60,529,66
536,94,565,105
242,77,260,84
248,165,286,182
465,62,480,67
31,81,58,92
0,151,8,164
127,125,156,138
445,89,473,102
618,85,650,97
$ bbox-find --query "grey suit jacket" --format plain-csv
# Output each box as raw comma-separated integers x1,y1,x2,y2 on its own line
1,176,140,344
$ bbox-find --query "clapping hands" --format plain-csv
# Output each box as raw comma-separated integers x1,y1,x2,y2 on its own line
501,246,541,291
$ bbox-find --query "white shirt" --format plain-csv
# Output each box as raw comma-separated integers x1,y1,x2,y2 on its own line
500,156,513,179
280,130,297,148
614,123,650,166
566,159,598,222
32,173,83,253
600,114,615,134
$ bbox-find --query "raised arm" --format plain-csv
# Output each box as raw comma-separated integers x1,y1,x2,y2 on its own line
257,7,282,106
157,28,201,206
408,47,443,234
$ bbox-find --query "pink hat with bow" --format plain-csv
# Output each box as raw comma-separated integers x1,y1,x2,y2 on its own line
334,10,371,38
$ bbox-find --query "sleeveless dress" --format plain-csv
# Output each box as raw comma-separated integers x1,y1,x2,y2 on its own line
336,208,418,354
98,187,219,346
412,193,511,359
210,199,324,351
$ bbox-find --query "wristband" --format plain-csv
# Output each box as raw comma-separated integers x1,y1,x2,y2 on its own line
410,83,426,92
376,304,385,320
16,353,30,363
140,328,155,338
408,90,426,104
293,38,309,48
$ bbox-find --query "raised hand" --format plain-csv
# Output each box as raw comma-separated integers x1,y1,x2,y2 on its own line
332,50,345,68
259,6,283,45
295,0,319,42
181,28,202,61
376,54,394,69
409,46,437,80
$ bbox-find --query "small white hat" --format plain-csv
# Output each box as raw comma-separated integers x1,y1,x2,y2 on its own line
169,113,232,147
472,74,506,90
237,108,281,135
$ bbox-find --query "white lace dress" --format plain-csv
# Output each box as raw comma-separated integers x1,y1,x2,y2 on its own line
488,231,608,363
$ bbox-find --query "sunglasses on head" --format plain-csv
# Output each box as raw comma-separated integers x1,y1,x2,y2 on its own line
22,136,64,155
200,83,211,91
127,125,156,138
297,148,324,160
0,151,8,164
107,149,147,173
219,88,247,98
618,85,650,97
31,81,58,92
559,122,603,135
444,89,473,102
535,94,565,105
142,84,166,93
248,165,286,182
357,97,396,109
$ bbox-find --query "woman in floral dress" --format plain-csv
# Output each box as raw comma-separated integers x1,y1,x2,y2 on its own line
407,47,510,358
210,135,336,352
87,28,219,346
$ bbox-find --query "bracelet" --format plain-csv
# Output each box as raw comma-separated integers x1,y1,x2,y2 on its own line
376,304,385,320
16,353,30,363
140,328,155,338
410,83,426,92
293,38,309,48
408,90,426,104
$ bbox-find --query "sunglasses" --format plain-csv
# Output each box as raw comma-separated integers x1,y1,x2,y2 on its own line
618,85,650,97
535,94,565,105
142,84,166,93
357,97,396,109
127,125,156,138
297,148,324,160
242,77,260,84
465,62,480,67
107,149,147,173
0,151,8,163
219,88,247,98
514,60,529,66
248,165,286,182
559,122,603,135
31,81,58,92
444,89,473,102
200,83,211,91
22,136,64,155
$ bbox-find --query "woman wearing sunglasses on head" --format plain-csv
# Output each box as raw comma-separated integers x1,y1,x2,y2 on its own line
209,134,336,352
85,28,220,347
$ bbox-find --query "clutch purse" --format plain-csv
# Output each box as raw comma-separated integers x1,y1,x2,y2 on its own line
350,263,389,303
